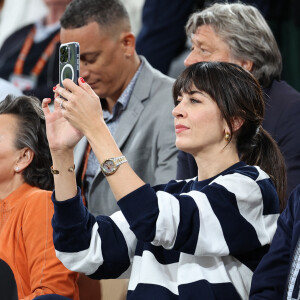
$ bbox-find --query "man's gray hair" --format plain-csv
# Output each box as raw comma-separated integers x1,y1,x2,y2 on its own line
186,2,282,87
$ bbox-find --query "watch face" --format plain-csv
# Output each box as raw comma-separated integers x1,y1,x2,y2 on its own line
102,159,116,174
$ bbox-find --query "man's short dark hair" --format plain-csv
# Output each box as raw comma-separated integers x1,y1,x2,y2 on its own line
61,0,131,32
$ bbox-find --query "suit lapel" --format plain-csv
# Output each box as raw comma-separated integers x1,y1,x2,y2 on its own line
114,57,154,149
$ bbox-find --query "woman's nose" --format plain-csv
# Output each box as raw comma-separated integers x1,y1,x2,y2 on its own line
172,101,186,118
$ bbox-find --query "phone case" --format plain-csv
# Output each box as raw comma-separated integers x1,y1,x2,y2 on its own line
59,42,80,88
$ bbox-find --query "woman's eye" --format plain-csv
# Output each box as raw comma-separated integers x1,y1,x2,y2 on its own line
176,98,182,105
191,98,200,104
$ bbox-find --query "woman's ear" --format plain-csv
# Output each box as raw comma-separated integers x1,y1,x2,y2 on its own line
231,117,244,133
15,148,34,172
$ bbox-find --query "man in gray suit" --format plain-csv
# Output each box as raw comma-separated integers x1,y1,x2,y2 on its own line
60,0,177,216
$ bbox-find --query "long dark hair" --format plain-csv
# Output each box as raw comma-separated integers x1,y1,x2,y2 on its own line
173,62,286,210
0,95,53,190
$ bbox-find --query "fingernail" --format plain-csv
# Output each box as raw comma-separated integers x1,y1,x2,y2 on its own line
80,77,85,83
53,86,57,91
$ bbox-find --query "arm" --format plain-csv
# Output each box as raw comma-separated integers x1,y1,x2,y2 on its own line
50,81,279,257
48,79,145,201
249,187,299,299
42,84,138,278
22,192,78,299
277,101,300,197
52,190,136,279
118,169,279,257
265,82,300,197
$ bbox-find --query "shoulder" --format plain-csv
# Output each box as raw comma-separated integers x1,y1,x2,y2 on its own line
267,80,300,107
210,164,277,205
264,80,300,139
0,23,34,52
23,187,52,210
213,164,270,185
153,178,196,194
285,185,300,220
13,186,53,226
133,57,175,113
139,56,175,87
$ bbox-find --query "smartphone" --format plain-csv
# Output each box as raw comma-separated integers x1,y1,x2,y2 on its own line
59,42,80,88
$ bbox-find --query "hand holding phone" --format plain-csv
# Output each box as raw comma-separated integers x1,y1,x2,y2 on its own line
59,42,80,89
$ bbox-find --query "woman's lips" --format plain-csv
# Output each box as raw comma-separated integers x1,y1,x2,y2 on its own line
175,124,189,133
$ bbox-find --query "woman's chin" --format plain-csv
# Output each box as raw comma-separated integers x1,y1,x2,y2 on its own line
176,143,195,155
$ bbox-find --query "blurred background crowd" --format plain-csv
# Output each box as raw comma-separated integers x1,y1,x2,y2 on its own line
0,0,299,92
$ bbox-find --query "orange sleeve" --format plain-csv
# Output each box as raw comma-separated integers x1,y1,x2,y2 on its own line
21,191,79,300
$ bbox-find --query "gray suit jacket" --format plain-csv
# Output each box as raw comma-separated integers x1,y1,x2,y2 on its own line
74,56,177,216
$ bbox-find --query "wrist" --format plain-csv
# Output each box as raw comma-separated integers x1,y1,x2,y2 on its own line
84,119,107,141
51,150,74,170
51,164,75,175
50,148,74,159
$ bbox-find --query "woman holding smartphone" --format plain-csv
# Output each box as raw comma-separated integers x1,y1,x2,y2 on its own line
43,61,285,299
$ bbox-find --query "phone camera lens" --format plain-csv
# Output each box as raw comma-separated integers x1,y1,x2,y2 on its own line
60,46,68,63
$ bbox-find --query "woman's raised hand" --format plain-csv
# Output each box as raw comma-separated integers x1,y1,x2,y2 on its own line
42,90,83,154
54,77,105,140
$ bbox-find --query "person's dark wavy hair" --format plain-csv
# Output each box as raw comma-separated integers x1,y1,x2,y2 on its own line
0,95,53,190
173,62,286,210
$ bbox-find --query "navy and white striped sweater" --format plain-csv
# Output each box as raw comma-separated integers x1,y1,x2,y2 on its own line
52,162,280,299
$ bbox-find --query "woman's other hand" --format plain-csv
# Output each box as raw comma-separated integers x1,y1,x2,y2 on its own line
42,94,83,153
54,77,105,140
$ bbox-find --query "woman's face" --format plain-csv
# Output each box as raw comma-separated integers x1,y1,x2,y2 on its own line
0,114,20,180
172,85,228,156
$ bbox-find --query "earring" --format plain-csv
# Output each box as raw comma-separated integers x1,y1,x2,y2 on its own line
15,166,20,172
225,132,231,142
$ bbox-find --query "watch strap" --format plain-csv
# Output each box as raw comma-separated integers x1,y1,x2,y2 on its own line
101,156,127,176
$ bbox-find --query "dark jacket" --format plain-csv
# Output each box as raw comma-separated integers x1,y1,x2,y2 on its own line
250,185,300,299
0,259,18,300
0,23,60,100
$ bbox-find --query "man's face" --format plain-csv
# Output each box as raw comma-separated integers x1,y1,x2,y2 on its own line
184,24,242,67
60,22,130,100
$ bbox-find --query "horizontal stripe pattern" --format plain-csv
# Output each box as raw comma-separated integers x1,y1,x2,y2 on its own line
151,191,180,249
56,223,103,275
128,251,179,295
212,171,273,246
52,162,279,299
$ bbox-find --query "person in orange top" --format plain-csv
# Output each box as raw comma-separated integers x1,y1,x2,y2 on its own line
0,95,79,300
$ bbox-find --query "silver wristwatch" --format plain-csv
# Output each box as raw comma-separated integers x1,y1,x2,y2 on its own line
100,156,127,176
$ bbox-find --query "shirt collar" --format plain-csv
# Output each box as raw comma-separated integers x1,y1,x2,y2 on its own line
103,59,144,120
